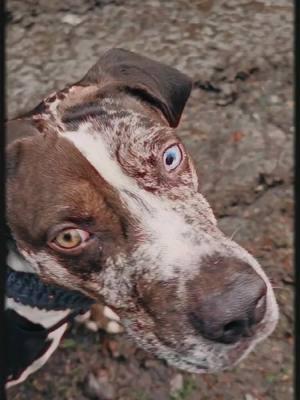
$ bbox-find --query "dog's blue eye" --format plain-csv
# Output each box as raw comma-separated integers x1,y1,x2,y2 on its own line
163,144,182,171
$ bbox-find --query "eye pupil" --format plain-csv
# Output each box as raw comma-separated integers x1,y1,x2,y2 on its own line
56,230,81,248
63,233,72,242
166,153,175,165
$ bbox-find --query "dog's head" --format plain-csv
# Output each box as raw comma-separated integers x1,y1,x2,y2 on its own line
6,48,278,373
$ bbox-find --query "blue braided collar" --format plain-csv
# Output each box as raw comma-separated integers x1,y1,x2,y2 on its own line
6,266,95,312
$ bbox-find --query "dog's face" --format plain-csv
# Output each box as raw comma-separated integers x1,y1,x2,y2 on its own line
6,49,278,373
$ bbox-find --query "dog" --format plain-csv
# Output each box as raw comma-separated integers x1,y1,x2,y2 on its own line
5,48,279,388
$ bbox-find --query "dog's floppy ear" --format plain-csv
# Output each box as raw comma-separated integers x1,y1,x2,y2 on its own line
6,119,40,179
5,120,40,252
78,48,193,128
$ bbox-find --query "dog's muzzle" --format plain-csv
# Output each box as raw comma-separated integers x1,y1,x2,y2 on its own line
128,253,277,373
136,256,268,343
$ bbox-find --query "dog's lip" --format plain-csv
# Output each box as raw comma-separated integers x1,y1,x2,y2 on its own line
175,332,257,371
180,358,209,370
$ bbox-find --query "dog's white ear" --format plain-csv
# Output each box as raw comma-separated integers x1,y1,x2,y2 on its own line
78,48,193,128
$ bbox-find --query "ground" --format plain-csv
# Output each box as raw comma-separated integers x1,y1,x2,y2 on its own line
6,0,293,399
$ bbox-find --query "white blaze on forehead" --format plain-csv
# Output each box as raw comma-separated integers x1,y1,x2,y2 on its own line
63,124,138,191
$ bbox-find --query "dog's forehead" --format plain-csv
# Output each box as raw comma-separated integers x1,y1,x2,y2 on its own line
62,120,197,199
26,85,177,166
27,83,194,197
27,83,167,132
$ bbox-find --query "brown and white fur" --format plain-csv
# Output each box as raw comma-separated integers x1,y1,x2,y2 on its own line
6,48,278,385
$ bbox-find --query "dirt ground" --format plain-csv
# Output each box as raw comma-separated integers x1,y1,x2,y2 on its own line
5,0,294,399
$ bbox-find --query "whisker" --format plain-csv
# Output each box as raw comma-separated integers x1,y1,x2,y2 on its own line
229,226,241,240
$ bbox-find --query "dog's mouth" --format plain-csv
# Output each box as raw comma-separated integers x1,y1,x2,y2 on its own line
122,317,246,373
123,320,276,374
118,282,279,374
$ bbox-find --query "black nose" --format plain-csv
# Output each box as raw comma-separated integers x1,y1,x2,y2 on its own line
187,257,267,344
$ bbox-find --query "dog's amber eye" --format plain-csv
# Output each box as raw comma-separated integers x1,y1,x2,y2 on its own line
163,144,182,171
53,229,90,249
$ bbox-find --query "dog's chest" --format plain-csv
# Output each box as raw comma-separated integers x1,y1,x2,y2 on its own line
5,307,70,388
5,248,94,387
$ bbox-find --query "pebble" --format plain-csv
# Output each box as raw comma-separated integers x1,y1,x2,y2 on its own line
202,26,214,36
61,14,83,26
245,394,257,400
269,95,280,104
86,371,116,400
170,373,184,394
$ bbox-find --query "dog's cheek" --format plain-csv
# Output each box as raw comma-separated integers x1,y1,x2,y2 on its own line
132,279,193,347
19,249,84,291
59,245,104,276
20,241,105,294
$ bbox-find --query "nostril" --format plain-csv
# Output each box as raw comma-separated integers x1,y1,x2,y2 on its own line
222,320,248,344
224,320,244,334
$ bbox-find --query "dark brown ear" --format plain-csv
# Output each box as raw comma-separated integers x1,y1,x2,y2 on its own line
78,48,192,128
6,119,40,179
